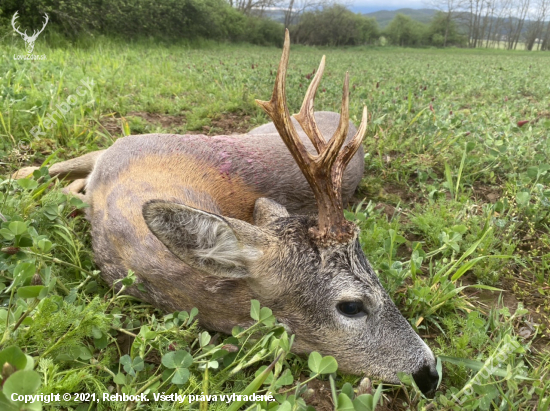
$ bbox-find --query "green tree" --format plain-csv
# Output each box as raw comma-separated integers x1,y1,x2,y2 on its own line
384,14,427,47
427,12,466,47
292,5,379,46
0,0,283,44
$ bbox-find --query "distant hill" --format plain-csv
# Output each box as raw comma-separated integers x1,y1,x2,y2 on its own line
361,8,438,28
258,8,286,23
359,7,536,37
262,6,536,40
260,6,440,27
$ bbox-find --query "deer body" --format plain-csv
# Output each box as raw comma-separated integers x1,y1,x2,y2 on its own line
86,112,363,330
14,32,439,393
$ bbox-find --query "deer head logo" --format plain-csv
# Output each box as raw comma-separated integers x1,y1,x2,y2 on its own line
12,11,49,55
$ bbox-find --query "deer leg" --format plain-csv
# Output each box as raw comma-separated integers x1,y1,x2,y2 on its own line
12,150,106,181
62,179,88,201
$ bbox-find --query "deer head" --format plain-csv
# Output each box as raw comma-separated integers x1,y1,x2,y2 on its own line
12,11,49,55
142,29,439,393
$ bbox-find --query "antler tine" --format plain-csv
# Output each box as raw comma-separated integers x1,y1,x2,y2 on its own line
318,72,350,172
337,106,368,172
293,56,326,154
11,12,26,36
256,29,314,175
38,13,49,35
29,13,49,39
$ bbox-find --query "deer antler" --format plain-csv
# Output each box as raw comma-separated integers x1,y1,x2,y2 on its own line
30,13,49,40
11,12,49,40
256,29,367,244
11,12,28,38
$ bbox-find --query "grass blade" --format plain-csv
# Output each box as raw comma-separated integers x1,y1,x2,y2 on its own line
225,353,282,411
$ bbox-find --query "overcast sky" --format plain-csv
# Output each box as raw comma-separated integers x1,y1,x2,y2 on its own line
348,0,430,14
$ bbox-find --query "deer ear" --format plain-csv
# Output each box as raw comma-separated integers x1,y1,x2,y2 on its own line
143,200,265,279
253,198,289,226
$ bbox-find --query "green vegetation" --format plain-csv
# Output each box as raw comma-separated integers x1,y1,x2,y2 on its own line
364,8,437,28
0,0,284,45
1,39,550,410
292,5,379,46
290,9,465,48
383,13,466,47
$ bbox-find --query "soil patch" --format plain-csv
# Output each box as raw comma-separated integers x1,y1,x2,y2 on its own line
300,377,403,410
128,112,186,129
99,112,186,136
206,113,252,134
472,184,502,204
382,182,418,204
99,111,252,137
303,378,333,411
462,272,550,351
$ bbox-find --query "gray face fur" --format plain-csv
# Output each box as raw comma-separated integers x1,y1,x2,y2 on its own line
143,197,439,393
262,214,436,382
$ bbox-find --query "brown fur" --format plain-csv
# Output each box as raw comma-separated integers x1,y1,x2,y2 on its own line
81,113,363,330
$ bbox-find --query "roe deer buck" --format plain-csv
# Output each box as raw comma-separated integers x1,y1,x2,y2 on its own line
14,30,439,393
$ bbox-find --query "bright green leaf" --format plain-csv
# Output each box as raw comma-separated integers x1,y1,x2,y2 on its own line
9,221,28,236
161,350,193,369
199,331,211,347
17,286,44,299
0,228,15,240
171,367,190,385
16,179,38,190
113,372,126,385
0,346,27,370
353,395,374,411
79,347,93,361
337,393,355,411
274,369,294,388
308,351,322,374
0,392,19,411
317,355,338,374
3,370,41,396
516,191,530,205
250,299,260,321
13,263,35,286
341,382,354,399
36,239,52,253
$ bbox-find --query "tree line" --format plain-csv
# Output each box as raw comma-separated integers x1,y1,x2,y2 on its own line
0,0,462,47
1,0,548,49
433,0,550,50
288,6,466,47
0,0,284,45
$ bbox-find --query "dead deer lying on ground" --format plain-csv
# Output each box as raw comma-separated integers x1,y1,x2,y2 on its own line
14,31,439,393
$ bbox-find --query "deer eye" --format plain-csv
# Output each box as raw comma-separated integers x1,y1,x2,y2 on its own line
337,301,366,318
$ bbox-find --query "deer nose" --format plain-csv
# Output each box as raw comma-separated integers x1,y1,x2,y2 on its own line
412,363,439,395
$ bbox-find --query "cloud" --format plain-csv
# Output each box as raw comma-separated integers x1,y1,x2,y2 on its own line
348,0,429,13
352,0,427,8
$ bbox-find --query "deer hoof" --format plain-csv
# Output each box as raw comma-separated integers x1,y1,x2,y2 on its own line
62,179,87,196
11,166,39,180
